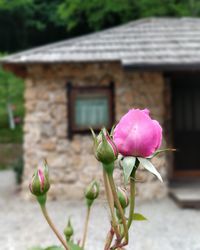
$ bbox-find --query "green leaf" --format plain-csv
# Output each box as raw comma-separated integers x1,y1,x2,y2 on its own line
29,247,44,250
121,156,136,184
67,241,84,250
45,246,63,250
137,157,163,182
132,213,147,221
29,246,63,250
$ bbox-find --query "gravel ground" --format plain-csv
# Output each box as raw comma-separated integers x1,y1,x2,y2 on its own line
1,170,200,250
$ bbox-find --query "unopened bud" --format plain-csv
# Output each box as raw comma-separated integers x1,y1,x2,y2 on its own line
85,180,99,207
115,187,129,209
92,128,118,165
29,160,50,197
64,218,74,241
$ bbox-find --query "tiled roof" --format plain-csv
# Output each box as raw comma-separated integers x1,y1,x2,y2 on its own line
2,18,200,68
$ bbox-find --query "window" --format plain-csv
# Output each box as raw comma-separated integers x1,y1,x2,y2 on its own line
67,82,115,138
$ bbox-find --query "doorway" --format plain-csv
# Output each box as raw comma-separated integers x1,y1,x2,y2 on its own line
171,73,200,178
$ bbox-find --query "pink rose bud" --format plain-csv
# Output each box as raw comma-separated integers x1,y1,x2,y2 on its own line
29,160,50,196
113,109,162,158
115,187,129,209
92,128,118,165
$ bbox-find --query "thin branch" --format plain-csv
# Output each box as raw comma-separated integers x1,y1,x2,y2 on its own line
81,206,91,249
40,205,70,250
107,173,129,248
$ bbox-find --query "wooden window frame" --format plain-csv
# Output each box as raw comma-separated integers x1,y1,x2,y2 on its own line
67,82,115,139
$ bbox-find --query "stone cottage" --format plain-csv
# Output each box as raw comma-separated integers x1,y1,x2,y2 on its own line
2,18,200,201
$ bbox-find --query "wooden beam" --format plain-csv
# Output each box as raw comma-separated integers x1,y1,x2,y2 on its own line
2,64,27,78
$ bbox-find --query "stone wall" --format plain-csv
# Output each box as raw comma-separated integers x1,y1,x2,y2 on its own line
23,62,168,200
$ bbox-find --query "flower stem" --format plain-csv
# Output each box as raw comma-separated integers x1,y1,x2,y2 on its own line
40,205,70,250
121,165,137,242
107,173,129,246
127,170,136,230
103,168,120,240
126,160,139,231
104,227,114,250
81,206,91,249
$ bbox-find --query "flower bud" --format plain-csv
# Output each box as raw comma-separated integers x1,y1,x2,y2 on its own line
85,180,99,200
115,187,129,209
113,109,162,157
29,160,50,197
64,218,74,241
85,180,99,207
92,128,118,165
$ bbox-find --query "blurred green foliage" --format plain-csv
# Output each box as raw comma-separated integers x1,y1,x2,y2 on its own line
57,0,135,31
0,0,67,52
0,144,22,171
13,157,24,184
0,0,200,52
57,0,200,31
0,67,24,143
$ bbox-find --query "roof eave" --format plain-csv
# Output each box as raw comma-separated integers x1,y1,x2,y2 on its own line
0,59,122,65
123,63,200,72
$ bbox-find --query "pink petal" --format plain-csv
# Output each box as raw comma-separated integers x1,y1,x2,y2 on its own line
38,168,45,192
113,109,162,157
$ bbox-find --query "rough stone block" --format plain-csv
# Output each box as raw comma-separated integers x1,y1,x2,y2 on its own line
22,63,168,200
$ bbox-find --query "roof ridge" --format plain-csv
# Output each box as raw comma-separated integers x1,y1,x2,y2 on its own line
1,20,146,61
2,17,200,67
0,18,176,62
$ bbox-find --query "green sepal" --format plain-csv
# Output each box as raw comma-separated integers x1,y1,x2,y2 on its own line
132,213,147,221
37,194,47,207
101,128,108,147
110,124,116,138
95,128,118,165
90,128,97,147
137,157,163,182
120,156,136,185
29,161,50,196
147,148,176,159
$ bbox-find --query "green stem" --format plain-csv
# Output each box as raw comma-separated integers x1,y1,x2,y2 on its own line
40,205,70,250
127,170,136,230
81,206,91,249
122,162,138,240
107,173,129,246
103,169,120,240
